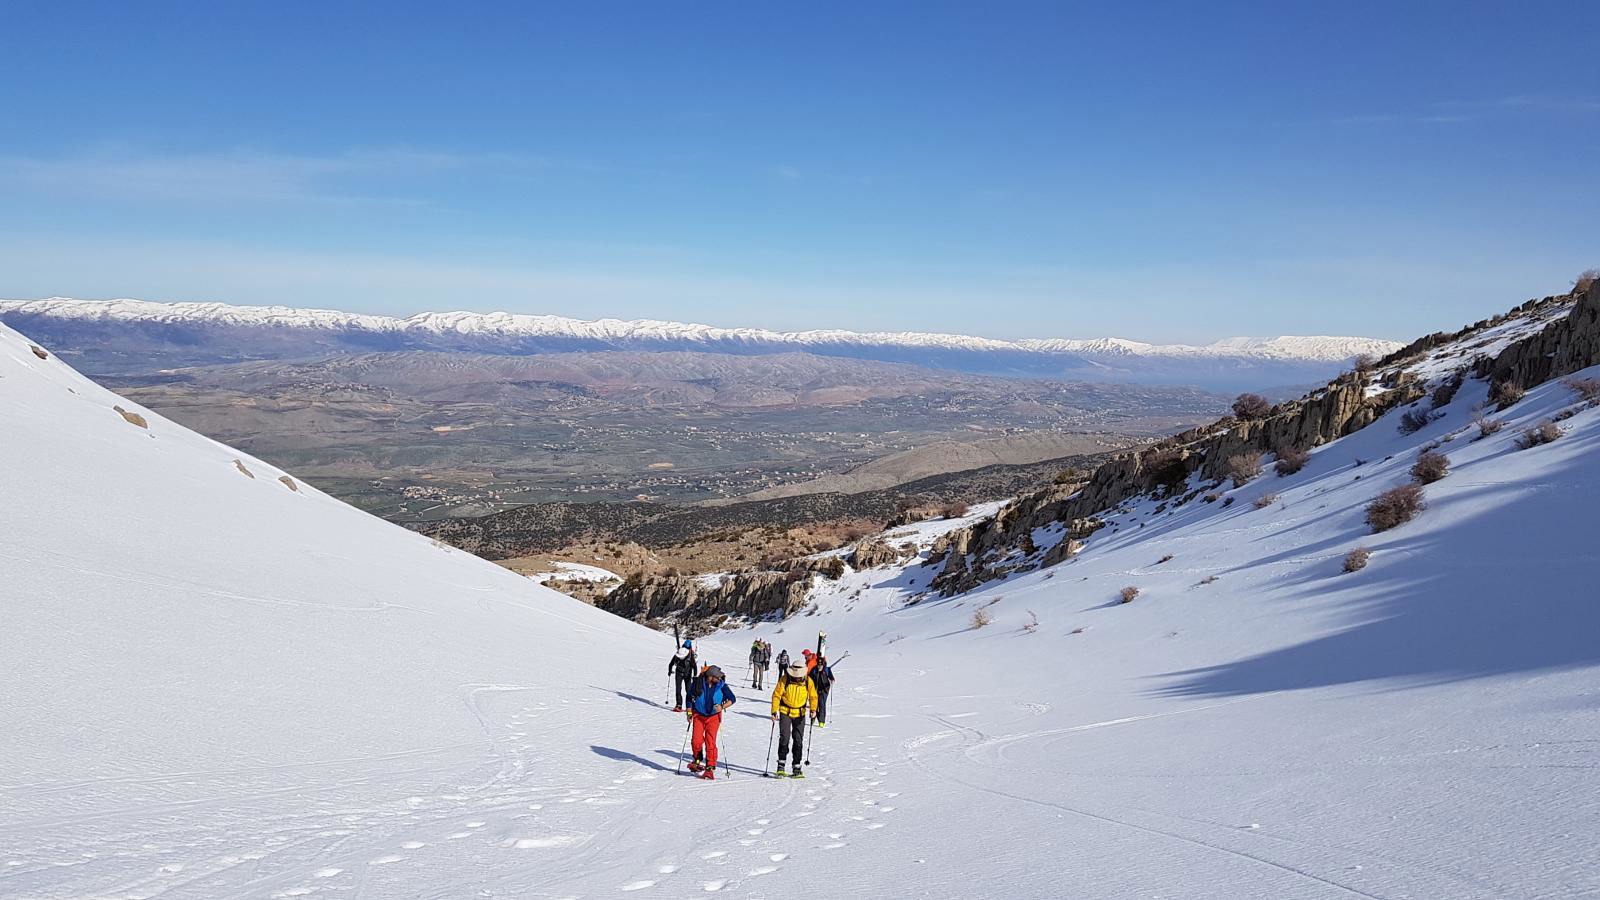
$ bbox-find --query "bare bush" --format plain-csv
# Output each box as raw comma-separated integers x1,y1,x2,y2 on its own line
1343,547,1371,573
1274,446,1309,476
1352,353,1377,374
1474,411,1505,438
1224,452,1263,487
1232,393,1272,420
1053,467,1082,485
1022,610,1039,634
1203,492,1221,503
1398,407,1437,435
1253,493,1279,509
278,475,299,492
1430,375,1464,409
1365,484,1425,533
940,502,970,519
1156,554,1174,564
1119,585,1140,604
1565,377,1600,403
232,459,255,479
1491,380,1525,410
1198,575,1219,585
1575,268,1600,294
112,405,148,428
1516,420,1563,449
1410,450,1449,484
29,344,48,360
971,608,993,629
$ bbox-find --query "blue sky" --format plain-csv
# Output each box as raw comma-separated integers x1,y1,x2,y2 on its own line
2,1,1596,343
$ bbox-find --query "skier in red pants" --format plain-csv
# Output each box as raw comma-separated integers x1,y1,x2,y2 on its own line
685,665,736,779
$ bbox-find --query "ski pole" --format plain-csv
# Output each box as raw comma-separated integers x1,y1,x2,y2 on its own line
762,718,776,777
804,714,814,766
675,716,692,775
721,732,730,778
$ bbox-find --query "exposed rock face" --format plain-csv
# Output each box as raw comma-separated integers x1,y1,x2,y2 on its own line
849,539,912,569
929,286,1599,595
1478,283,1600,390
599,570,815,624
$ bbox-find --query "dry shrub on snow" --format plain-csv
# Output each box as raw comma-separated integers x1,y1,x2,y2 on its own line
1365,484,1425,533
1398,407,1437,435
1343,547,1372,573
232,459,255,479
1516,421,1563,449
1231,393,1272,420
1253,493,1279,509
1564,377,1600,404
1410,450,1450,484
1575,268,1600,294
29,344,48,360
940,502,971,519
1119,585,1140,604
1491,381,1525,410
971,608,994,629
1224,452,1263,487
1351,353,1378,374
278,475,299,492
1274,446,1309,476
112,405,148,428
1474,411,1505,438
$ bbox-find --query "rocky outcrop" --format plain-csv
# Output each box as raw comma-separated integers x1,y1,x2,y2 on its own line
599,570,815,625
928,286,1599,595
849,539,913,569
1478,284,1600,390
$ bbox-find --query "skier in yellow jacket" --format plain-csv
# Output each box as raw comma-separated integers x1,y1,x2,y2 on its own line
769,661,818,778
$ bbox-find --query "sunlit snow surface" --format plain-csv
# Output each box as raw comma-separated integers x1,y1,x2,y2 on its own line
3,318,1599,899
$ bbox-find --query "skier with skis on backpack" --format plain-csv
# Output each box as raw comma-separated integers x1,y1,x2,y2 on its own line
685,665,736,779
776,648,790,676
811,653,836,726
769,660,818,777
668,640,698,712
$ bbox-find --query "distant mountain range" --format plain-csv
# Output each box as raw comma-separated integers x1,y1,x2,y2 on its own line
0,297,1403,390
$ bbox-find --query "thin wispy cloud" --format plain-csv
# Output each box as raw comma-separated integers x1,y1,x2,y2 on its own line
1336,94,1600,127
0,148,570,206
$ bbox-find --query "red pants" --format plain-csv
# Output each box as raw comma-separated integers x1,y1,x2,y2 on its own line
691,713,722,768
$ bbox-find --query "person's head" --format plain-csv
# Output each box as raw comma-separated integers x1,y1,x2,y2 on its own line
786,663,807,679
706,665,724,684
802,649,813,659
683,639,693,649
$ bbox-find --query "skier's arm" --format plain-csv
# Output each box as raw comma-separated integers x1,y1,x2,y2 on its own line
806,680,819,717
718,685,736,712
770,682,782,717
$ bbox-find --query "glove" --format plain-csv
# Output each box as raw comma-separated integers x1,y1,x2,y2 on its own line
770,712,778,721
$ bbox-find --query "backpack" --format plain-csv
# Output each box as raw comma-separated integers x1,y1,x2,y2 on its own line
777,650,790,671
812,665,833,690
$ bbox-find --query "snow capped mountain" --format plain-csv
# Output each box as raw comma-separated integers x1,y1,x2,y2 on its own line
0,297,1403,390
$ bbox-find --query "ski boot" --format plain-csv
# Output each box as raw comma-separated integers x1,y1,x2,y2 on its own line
790,766,805,779
774,763,787,778
699,768,716,780
687,759,704,774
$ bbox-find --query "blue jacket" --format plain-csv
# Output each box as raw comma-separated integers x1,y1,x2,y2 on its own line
687,676,736,717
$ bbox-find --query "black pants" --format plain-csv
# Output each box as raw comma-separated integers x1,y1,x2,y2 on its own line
776,715,805,766
815,687,829,724
675,675,692,708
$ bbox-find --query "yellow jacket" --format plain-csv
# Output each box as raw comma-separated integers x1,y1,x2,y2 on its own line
770,675,818,718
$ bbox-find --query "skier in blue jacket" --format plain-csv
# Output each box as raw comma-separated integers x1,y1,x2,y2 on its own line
685,665,735,779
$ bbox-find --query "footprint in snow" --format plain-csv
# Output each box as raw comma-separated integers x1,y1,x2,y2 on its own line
464,821,486,828
447,832,472,840
703,880,726,892
620,880,656,891
657,864,679,874
747,828,764,835
866,823,886,830
701,850,727,860
822,842,847,849
769,853,788,862
313,868,342,878
368,855,404,865
400,841,425,849
755,818,770,825
748,866,778,876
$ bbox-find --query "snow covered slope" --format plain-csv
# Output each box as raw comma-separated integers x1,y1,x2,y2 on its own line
669,296,1600,897
6,285,1598,899
0,296,1403,389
